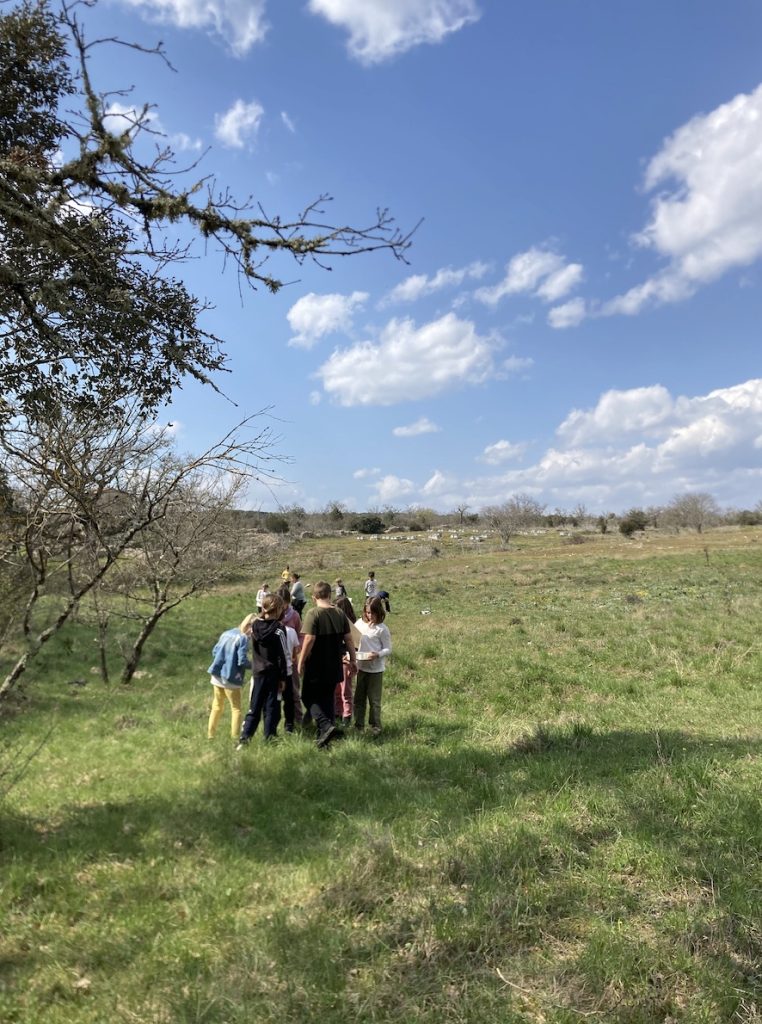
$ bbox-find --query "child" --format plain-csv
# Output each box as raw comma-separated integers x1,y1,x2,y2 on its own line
290,572,307,615
207,614,255,740
335,578,347,599
278,599,302,733
353,597,392,735
364,571,378,601
255,582,270,614
237,594,289,747
334,595,358,726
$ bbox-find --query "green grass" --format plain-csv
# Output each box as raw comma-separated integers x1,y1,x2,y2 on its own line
1,529,761,1022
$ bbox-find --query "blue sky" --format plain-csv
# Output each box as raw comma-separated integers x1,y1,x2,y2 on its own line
81,0,762,514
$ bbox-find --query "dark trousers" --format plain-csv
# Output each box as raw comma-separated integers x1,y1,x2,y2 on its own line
241,672,281,741
282,672,296,729
302,681,337,734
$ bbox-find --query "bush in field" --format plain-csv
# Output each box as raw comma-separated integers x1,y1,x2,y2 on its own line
266,515,290,534
619,508,648,537
354,515,385,535
736,509,762,526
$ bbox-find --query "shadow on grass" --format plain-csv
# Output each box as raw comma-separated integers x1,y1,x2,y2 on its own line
2,723,761,1022
3,724,760,870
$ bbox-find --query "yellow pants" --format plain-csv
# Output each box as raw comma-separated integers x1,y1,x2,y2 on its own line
208,683,243,739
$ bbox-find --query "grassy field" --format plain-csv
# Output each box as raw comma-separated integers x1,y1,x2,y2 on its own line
1,527,761,1023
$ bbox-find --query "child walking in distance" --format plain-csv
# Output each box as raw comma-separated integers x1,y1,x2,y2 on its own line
354,597,392,735
207,615,255,740
255,582,269,614
364,571,378,601
237,595,289,747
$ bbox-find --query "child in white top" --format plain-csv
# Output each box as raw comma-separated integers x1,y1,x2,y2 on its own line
364,571,378,600
353,596,392,734
256,583,270,613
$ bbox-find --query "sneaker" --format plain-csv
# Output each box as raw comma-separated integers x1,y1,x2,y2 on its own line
235,740,248,751
284,725,294,734
316,725,337,748
342,716,352,727
370,726,382,737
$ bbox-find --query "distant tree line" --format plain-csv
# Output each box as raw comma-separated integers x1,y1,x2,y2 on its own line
241,491,761,542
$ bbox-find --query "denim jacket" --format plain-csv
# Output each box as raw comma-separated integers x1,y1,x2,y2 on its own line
207,628,251,686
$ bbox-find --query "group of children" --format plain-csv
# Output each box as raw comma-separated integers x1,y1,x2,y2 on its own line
207,570,393,747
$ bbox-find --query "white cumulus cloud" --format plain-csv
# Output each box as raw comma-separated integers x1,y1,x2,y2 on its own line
547,297,587,329
316,313,497,406
558,385,675,445
307,0,480,64
371,474,415,502
119,0,268,56
214,99,264,149
479,439,526,465
287,291,368,349
476,247,583,306
398,378,762,513
392,417,441,437
604,82,762,316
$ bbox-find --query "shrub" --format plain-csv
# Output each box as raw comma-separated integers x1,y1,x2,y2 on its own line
619,508,648,537
354,515,385,535
266,515,290,534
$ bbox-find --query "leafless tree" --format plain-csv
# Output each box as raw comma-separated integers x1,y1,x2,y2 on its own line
483,494,546,547
664,492,719,534
0,403,279,700
454,503,470,525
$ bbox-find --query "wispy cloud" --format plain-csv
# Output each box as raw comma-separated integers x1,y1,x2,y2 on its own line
476,247,583,307
119,0,268,57
214,98,264,148
104,102,202,154
384,261,489,304
281,111,296,133
547,297,586,329
559,83,762,327
307,0,480,64
479,439,526,464
392,417,441,437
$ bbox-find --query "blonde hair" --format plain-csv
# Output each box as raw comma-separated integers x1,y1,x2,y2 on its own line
239,612,258,633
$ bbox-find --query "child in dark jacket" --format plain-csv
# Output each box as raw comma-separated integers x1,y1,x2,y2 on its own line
237,594,289,747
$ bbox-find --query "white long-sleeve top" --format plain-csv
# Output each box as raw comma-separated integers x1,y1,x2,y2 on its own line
354,619,392,673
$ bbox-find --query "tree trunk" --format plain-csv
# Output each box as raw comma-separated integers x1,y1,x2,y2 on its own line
120,608,167,684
